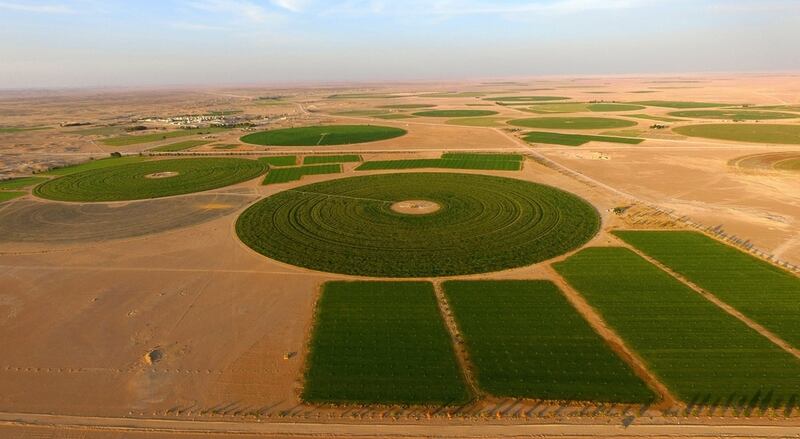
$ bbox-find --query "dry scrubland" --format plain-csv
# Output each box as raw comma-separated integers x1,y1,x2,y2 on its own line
1,74,800,438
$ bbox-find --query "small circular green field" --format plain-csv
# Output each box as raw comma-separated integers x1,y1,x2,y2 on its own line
667,110,800,120
240,125,407,146
673,124,800,144
236,172,600,277
412,109,499,118
508,117,637,130
34,158,266,202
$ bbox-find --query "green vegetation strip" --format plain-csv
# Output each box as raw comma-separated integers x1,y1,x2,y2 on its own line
614,231,800,347
35,158,266,202
624,114,684,122
258,156,297,167
412,110,498,118
485,96,570,102
444,280,655,403
673,124,800,144
262,164,341,185
417,92,485,98
554,247,800,407
303,281,469,405
102,127,228,147
0,192,26,203
523,131,643,146
149,140,212,152
44,156,149,176
378,104,436,109
356,158,520,171
509,117,637,130
440,152,522,161
631,101,730,109
0,177,48,190
241,125,406,146
0,126,50,133
303,155,362,165
237,173,599,277
667,110,799,120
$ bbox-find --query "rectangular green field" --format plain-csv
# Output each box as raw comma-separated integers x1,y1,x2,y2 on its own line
262,164,341,185
303,281,469,405
440,152,523,162
523,131,644,146
614,231,800,348
44,156,149,176
356,158,521,171
101,127,228,147
149,140,212,152
624,114,684,122
554,247,800,407
257,155,297,166
0,126,50,133
631,101,729,109
0,176,48,190
0,191,26,203
303,154,362,165
443,280,655,403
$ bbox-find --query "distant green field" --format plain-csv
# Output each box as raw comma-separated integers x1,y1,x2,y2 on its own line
102,127,228,147
328,93,405,99
554,247,800,407
524,103,593,114
509,117,637,130
522,131,644,146
417,92,486,98
0,192,26,203
624,114,684,122
332,109,389,116
378,104,436,109
614,231,800,348
631,101,730,109
444,280,655,403
356,158,521,171
445,117,506,127
750,105,800,113
303,154,362,165
0,126,50,133
587,103,647,112
0,176,48,190
673,124,800,144
667,110,799,120
262,164,341,185
44,156,150,176
485,96,570,102
67,125,128,136
441,152,523,161
776,158,800,170
149,140,212,152
373,114,414,119
302,281,470,405
241,125,407,146
412,110,498,118
257,156,297,167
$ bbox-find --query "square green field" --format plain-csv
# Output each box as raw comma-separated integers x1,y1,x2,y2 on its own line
303,281,470,405
554,247,800,408
303,155,362,165
443,280,655,403
263,164,342,185
614,231,800,348
356,158,521,171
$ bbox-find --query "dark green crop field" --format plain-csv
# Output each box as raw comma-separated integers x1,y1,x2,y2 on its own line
508,117,637,130
257,155,297,167
303,154,362,165
102,127,228,147
302,281,469,405
440,152,523,161
586,103,647,112
0,192,26,203
0,176,48,190
614,231,800,348
523,131,644,146
412,110,499,117
485,96,570,102
674,124,800,144
240,125,406,146
554,247,800,407
262,164,341,185
45,156,150,176
35,158,266,202
631,101,730,109
237,173,599,277
443,280,655,403
667,110,799,120
149,140,212,152
355,158,521,171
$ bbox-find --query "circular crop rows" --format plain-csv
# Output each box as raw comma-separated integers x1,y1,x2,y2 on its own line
240,125,407,146
508,117,637,130
236,172,600,277
35,158,266,202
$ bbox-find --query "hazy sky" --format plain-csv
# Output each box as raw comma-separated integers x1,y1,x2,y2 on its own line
1,0,799,88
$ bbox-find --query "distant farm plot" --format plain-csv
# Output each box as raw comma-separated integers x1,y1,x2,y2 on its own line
412,110,498,118
257,156,297,167
729,151,800,172
509,117,637,130
378,104,436,109
417,92,486,98
440,152,523,162
667,110,800,120
149,140,212,152
0,192,25,203
445,117,507,127
522,131,643,146
373,114,415,120
302,281,469,405
554,247,800,407
303,155,362,165
0,126,50,134
615,231,800,348
631,101,730,109
356,158,521,171
102,127,228,147
240,125,407,146
262,164,341,185
332,110,389,117
443,280,655,403
35,158,266,202
44,156,150,176
236,173,599,277
673,124,800,144
485,96,570,102
624,114,684,123
0,177,48,190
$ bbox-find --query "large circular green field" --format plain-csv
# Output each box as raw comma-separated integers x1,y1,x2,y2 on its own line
35,158,266,202
668,110,800,120
508,117,637,130
236,173,600,277
673,124,800,144
412,109,499,117
240,125,407,146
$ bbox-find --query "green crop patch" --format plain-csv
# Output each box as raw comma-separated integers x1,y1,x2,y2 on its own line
0,192,26,203
237,173,599,277
303,281,470,405
631,101,730,109
241,125,406,146
412,110,499,118
440,152,523,161
355,158,521,171
614,231,800,348
417,92,486,98
149,140,212,152
262,164,341,185
332,110,389,117
673,124,800,144
327,93,406,99
303,155,362,165
667,110,799,120
443,280,655,403
36,158,266,202
624,114,684,122
102,127,229,147
508,117,637,130
373,114,415,119
586,103,647,112
44,156,150,176
0,177,48,190
0,126,50,133
523,131,643,146
485,96,570,102
257,156,297,166
378,104,436,109
554,247,800,407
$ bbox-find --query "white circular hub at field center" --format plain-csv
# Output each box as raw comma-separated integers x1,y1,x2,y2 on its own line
144,171,180,179
390,200,441,215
